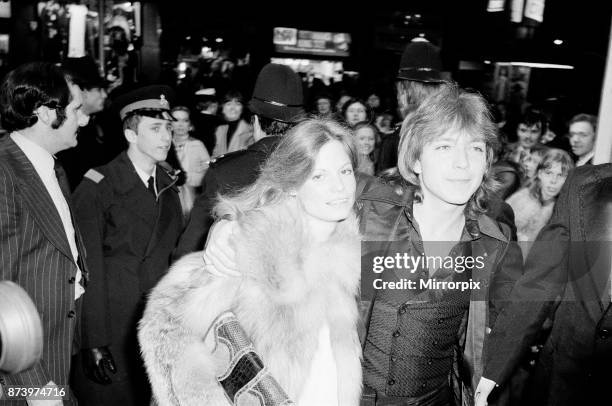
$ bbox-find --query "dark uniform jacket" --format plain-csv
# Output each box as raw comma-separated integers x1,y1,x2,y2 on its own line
377,127,400,173
357,178,523,403
71,151,182,401
482,163,612,406
0,136,87,405
174,136,280,257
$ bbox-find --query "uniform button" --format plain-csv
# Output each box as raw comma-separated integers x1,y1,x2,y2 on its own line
67,310,76,318
421,383,427,388
68,277,76,284
388,379,395,386
392,330,401,338
598,329,610,339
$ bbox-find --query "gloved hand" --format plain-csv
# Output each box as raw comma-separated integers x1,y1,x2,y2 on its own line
82,346,117,385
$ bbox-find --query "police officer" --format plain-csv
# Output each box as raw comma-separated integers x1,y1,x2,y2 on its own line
70,85,183,405
377,38,447,173
174,63,305,257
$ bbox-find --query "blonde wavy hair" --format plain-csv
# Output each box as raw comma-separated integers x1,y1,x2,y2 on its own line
397,83,500,218
215,118,357,220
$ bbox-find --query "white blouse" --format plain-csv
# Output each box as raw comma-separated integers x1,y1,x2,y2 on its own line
297,324,338,406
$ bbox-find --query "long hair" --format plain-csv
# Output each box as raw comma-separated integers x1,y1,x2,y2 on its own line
215,118,357,219
395,80,444,119
397,83,500,218
0,62,72,132
353,120,380,164
529,148,574,204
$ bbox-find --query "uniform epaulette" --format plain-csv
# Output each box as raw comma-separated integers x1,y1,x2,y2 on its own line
84,169,105,183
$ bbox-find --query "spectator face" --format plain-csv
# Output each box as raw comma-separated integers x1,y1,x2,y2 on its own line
569,121,596,158
295,140,356,225
522,154,543,180
355,127,376,155
82,87,107,115
336,95,351,112
413,129,487,208
317,98,331,115
367,94,381,110
55,82,90,151
171,110,191,138
345,102,367,126
537,162,567,201
222,99,243,122
517,123,542,149
132,117,173,164
540,130,556,144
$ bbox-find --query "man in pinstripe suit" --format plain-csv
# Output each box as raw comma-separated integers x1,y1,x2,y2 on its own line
0,62,90,405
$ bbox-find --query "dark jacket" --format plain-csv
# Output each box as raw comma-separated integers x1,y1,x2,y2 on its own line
357,178,523,403
482,163,612,406
377,127,400,173
57,110,124,191
71,151,183,404
174,136,281,258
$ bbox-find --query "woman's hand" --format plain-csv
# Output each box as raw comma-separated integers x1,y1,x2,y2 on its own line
203,219,240,277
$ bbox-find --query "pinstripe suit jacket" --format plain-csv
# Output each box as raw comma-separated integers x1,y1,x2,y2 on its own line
0,135,86,404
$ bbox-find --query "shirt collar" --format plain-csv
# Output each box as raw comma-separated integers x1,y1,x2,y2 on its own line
132,162,156,188
10,131,55,177
576,151,594,167
402,186,482,242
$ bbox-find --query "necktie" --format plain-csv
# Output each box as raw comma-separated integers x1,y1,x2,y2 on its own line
53,159,71,201
53,159,88,287
147,176,156,197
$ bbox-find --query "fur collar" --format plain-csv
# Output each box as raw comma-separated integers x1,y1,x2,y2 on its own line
139,202,363,405
235,201,362,305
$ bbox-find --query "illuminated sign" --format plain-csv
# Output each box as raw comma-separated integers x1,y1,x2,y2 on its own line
273,27,351,57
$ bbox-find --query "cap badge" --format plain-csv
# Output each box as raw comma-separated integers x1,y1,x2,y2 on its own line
159,94,169,109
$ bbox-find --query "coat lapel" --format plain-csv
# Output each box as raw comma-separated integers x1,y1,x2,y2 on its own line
144,168,179,257
214,125,228,156
3,136,74,261
464,216,509,389
227,120,253,152
114,153,158,228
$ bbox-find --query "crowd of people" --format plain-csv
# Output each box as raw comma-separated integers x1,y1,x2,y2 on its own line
0,36,609,406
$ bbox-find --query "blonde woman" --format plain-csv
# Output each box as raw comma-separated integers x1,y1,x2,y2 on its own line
139,118,362,405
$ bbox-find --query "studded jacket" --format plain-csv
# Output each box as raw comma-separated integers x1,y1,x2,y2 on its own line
356,177,523,401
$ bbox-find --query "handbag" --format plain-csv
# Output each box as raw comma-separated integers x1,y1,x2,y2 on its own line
207,311,294,406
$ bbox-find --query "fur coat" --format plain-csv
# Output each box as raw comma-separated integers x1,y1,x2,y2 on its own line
138,203,363,405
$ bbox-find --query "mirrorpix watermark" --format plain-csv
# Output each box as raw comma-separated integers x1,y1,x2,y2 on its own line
360,241,488,296
372,277,482,291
